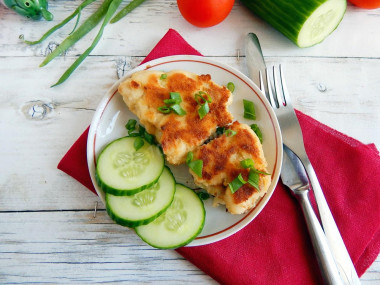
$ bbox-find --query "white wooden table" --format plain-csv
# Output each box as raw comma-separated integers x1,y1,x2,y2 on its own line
0,1,379,283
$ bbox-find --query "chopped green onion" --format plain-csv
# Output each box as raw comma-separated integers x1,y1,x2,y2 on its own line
197,191,210,200
195,91,212,104
186,151,203,178
198,102,210,119
216,126,225,135
188,160,203,178
157,106,171,113
243,99,256,120
125,119,137,131
163,98,177,105
229,173,247,194
170,104,187,116
250,124,263,143
144,132,155,144
248,169,260,191
160,73,167,80
251,168,271,176
158,92,185,115
240,158,254,169
134,137,144,151
169,92,182,103
186,151,194,164
224,129,237,137
129,133,140,137
138,125,146,136
227,82,235,93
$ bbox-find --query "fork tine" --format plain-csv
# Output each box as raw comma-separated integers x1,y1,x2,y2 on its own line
279,65,291,107
265,68,277,108
273,66,284,108
259,70,265,94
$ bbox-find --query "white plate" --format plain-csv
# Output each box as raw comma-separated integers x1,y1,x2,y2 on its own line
87,55,282,247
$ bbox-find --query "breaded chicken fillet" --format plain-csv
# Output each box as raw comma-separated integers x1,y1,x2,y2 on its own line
189,121,271,214
118,70,233,164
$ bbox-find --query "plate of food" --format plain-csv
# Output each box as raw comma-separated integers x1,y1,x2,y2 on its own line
87,55,282,248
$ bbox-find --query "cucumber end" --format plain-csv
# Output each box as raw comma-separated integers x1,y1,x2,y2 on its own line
297,0,347,48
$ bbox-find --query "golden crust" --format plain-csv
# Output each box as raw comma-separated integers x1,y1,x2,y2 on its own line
190,121,271,214
118,70,233,164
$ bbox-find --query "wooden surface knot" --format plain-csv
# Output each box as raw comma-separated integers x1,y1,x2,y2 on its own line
23,100,54,120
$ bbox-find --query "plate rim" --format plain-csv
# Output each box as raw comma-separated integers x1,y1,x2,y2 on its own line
86,54,283,247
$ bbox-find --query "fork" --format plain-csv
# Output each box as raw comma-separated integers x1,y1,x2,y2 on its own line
262,65,360,285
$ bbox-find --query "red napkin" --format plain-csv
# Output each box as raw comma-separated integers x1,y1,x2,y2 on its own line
58,29,380,284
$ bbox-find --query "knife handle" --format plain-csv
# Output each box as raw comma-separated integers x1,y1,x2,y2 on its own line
304,163,361,285
294,189,343,285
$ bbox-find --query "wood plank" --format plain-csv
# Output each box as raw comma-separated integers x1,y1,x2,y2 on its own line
0,211,217,284
0,55,379,211
1,2,380,58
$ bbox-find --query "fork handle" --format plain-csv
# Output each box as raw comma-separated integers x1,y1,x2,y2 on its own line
294,189,343,285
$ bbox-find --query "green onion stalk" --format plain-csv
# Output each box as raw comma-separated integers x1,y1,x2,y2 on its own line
20,0,147,87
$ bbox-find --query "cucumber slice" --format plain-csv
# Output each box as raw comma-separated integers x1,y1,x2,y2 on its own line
96,136,164,196
135,184,205,249
106,167,176,227
240,0,347,47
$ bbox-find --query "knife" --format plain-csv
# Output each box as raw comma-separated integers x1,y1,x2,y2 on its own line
244,33,361,285
281,146,343,285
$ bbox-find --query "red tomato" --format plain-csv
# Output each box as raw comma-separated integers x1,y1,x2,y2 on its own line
348,0,380,9
177,0,235,28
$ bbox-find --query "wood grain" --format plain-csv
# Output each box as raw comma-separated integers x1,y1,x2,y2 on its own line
0,0,379,283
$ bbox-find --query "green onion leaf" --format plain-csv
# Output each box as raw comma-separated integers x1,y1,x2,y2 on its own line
216,126,225,136
163,98,177,105
250,124,263,143
243,99,256,120
224,129,237,137
240,158,254,169
229,173,247,194
169,92,182,103
248,169,260,191
134,137,144,151
186,151,203,177
22,0,97,45
188,160,203,178
160,73,167,80
198,102,210,119
227,82,235,93
251,168,271,176
125,119,137,131
186,151,194,164
195,91,212,104
138,125,146,136
144,133,154,144
170,104,187,116
157,106,171,114
110,0,147,24
197,191,210,200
